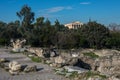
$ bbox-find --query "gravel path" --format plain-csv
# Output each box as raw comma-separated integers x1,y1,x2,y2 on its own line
0,48,69,80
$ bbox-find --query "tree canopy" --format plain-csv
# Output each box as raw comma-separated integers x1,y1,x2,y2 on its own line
16,5,34,27
0,5,120,50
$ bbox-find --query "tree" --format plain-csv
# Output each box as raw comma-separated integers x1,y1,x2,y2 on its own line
44,18,51,27
0,21,7,45
106,31,120,49
35,17,44,27
40,25,56,47
16,5,34,27
54,19,61,31
81,21,109,49
54,19,68,31
0,21,6,31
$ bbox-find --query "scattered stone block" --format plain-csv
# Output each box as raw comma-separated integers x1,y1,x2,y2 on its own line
0,58,6,63
9,61,21,75
24,65,37,72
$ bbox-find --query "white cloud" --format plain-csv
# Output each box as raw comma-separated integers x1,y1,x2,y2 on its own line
38,6,72,18
39,6,73,13
47,7,64,13
80,2,91,5
65,6,73,10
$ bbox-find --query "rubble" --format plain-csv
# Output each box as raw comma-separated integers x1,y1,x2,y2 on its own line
9,61,22,75
11,39,26,52
24,65,37,72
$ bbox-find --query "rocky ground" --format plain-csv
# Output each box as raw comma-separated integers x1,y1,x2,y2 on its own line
0,48,69,80
0,47,120,80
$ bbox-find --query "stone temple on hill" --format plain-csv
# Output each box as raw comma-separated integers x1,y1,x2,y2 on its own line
64,21,83,29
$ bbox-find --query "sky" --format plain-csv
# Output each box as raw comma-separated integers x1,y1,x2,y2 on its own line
0,0,120,25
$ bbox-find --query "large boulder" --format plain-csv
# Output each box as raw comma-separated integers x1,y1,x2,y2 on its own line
9,61,21,75
49,56,65,67
54,56,65,64
35,48,44,57
27,48,44,57
11,39,26,52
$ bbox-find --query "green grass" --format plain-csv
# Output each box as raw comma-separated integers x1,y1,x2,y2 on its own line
86,71,107,79
83,52,99,59
69,71,79,79
30,56,41,63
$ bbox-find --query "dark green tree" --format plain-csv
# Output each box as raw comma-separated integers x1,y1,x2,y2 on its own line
44,18,51,27
0,21,7,45
106,31,120,49
54,19,60,28
16,5,34,27
35,17,44,27
81,21,109,49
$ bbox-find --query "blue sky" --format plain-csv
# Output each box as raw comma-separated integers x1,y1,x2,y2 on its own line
0,0,120,25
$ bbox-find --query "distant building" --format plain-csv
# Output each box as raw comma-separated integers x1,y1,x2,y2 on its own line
64,21,83,29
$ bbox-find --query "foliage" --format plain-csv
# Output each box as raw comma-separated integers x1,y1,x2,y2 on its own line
34,17,44,27
85,71,107,79
69,71,79,79
0,5,120,50
29,56,41,63
16,5,34,27
106,31,120,49
80,21,110,49
83,52,99,59
0,38,7,45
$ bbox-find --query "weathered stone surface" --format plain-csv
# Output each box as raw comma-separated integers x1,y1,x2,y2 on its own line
49,56,66,67
0,58,9,63
24,65,37,72
64,66,88,74
11,39,26,52
54,56,65,64
55,49,120,79
95,52,120,76
108,76,120,80
9,61,21,75
50,51,56,57
0,62,5,68
67,58,78,66
0,58,9,70
71,53,79,58
0,58,6,63
0,48,69,80
27,48,44,57
35,48,43,57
